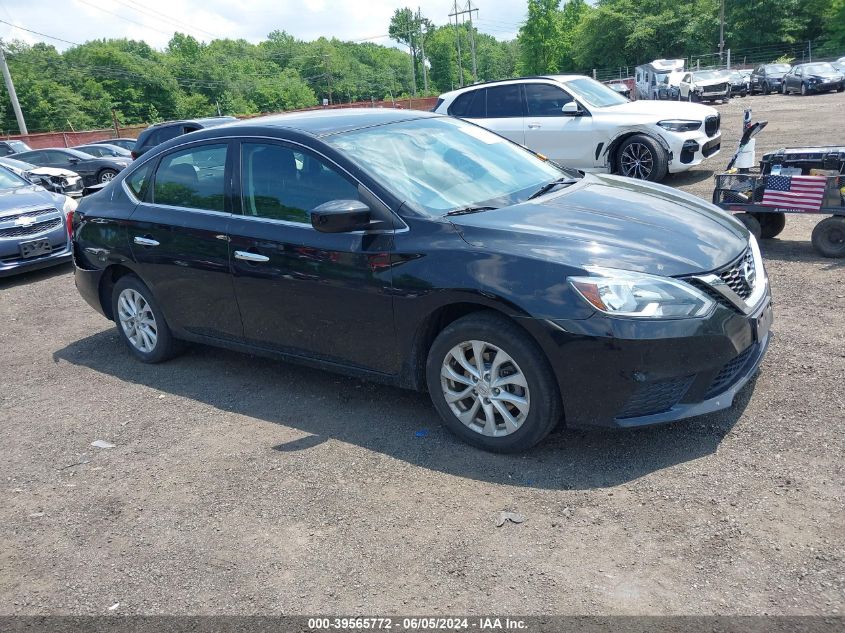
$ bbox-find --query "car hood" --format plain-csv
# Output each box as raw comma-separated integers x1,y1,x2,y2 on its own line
693,78,728,87
0,185,63,215
808,73,843,80
767,72,787,79
28,166,80,178
601,99,717,120
450,174,748,277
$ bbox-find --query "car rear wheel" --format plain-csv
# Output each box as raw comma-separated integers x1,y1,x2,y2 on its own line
99,169,118,183
426,312,561,453
752,212,786,239
112,275,180,363
616,135,668,182
811,217,845,258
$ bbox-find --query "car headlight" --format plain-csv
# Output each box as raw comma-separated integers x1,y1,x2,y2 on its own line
569,268,715,319
63,196,78,213
657,119,702,132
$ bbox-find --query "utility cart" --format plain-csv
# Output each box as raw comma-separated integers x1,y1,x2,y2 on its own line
712,114,845,258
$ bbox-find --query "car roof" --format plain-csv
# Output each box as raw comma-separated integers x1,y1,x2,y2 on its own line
145,116,237,130
438,74,588,99
219,108,442,137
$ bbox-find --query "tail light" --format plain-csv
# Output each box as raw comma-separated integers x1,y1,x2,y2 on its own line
66,210,75,237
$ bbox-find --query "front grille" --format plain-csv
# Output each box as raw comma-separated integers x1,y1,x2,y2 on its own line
704,344,756,399
718,248,755,300
616,375,695,419
705,114,720,137
702,83,728,96
0,217,62,238
0,207,55,222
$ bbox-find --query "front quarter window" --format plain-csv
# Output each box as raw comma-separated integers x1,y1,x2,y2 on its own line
563,77,629,108
325,117,569,216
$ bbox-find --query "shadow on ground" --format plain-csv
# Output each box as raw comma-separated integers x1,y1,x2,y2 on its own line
760,237,844,268
0,262,72,289
54,329,755,491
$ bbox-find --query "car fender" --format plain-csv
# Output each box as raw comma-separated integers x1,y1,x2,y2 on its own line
600,127,671,170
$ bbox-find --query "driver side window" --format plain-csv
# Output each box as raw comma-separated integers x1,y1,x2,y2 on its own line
525,84,573,117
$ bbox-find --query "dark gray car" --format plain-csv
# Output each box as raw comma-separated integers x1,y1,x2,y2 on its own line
0,166,75,277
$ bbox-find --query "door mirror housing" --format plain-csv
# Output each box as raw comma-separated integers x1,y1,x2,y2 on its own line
561,101,581,116
310,199,372,233
68,157,80,164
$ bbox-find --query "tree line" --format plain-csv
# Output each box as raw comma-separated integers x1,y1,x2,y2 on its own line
1,0,843,134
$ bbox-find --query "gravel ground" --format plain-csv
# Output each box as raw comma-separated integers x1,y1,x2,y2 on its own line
1,92,843,616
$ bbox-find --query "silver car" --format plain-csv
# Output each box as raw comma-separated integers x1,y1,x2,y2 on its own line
0,165,77,277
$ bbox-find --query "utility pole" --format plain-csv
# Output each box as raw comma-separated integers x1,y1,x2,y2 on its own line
406,24,417,97
718,0,725,65
110,108,121,137
0,43,28,135
449,0,464,88
450,1,478,83
466,1,478,82
418,7,429,94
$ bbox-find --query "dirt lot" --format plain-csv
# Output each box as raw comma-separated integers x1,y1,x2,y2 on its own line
1,92,843,616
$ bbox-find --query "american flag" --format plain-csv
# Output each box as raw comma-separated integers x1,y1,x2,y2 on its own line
761,175,827,211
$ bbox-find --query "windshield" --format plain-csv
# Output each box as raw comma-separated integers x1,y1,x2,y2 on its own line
693,71,720,81
63,148,96,159
563,77,629,107
804,63,835,74
0,166,30,189
7,140,31,152
325,117,569,216
765,64,790,73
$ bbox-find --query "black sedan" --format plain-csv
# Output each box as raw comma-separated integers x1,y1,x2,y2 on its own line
782,62,845,95
14,147,131,186
89,138,136,152
74,143,132,159
71,110,772,452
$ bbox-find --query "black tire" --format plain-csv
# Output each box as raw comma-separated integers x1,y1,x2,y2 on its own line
425,311,562,453
111,275,180,363
752,212,786,239
763,82,770,95
98,169,119,184
615,134,669,182
811,216,845,258
838,86,844,93
734,213,762,240
782,83,788,95
801,82,809,96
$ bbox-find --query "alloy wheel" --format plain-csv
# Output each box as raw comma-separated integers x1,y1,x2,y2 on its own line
117,288,158,353
620,142,654,180
99,170,117,183
440,340,530,437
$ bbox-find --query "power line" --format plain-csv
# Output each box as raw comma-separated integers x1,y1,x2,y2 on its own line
114,0,221,40
0,18,82,47
74,0,181,39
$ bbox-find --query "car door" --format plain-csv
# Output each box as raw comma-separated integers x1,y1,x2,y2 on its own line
523,82,598,168
227,139,399,374
679,73,692,98
478,84,525,146
126,141,244,340
789,68,801,92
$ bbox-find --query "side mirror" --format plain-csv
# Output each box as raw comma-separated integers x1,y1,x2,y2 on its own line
310,199,371,233
561,102,581,116
68,157,80,164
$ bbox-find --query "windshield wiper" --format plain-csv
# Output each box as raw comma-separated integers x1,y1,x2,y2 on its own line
527,177,579,200
444,205,498,217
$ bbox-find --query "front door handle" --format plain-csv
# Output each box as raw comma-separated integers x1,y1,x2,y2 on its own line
133,236,160,247
234,250,269,263
527,123,542,129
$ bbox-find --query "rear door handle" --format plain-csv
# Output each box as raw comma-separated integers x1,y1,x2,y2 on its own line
234,250,269,263
133,236,159,247
527,123,542,129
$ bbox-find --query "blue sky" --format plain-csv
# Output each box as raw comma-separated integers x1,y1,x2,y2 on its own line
0,0,527,51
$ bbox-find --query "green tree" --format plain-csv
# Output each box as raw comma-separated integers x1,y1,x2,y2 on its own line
518,0,562,74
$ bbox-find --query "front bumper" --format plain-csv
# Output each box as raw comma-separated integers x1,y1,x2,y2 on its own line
666,130,721,173
0,241,72,277
520,290,773,429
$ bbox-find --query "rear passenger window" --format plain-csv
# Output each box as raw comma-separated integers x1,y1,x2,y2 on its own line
448,89,484,118
153,144,227,211
241,142,360,224
485,85,522,118
525,84,573,116
126,162,152,200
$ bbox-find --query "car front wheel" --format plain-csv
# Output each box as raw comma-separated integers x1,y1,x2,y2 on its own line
426,312,561,453
801,83,808,96
616,134,668,182
112,275,180,363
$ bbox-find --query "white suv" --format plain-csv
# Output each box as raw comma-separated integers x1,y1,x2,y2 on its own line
434,75,722,182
